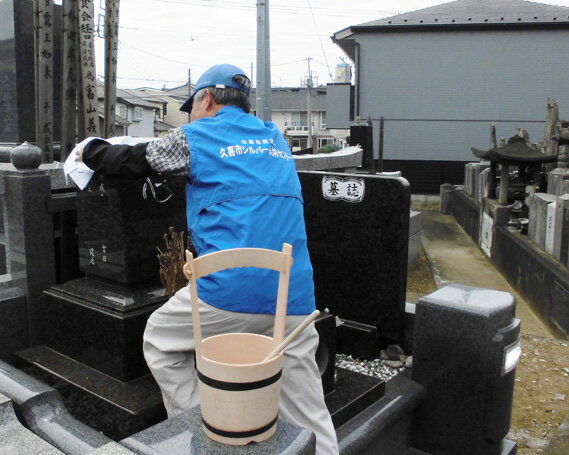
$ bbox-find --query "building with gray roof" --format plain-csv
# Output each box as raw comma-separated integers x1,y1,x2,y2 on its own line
332,0,569,193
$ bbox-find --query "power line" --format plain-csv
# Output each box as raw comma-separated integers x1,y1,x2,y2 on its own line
306,0,333,80
147,0,397,18
114,76,187,83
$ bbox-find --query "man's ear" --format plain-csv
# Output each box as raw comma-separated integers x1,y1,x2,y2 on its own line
204,89,216,111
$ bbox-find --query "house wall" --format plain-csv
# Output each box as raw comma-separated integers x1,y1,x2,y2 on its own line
355,29,569,161
127,106,155,137
164,98,188,128
140,89,188,128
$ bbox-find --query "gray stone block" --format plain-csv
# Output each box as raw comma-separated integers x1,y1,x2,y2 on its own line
408,232,422,264
293,146,362,172
412,284,520,455
547,168,569,195
0,360,112,454
409,211,422,236
528,193,557,249
0,393,64,455
464,163,476,197
121,406,316,455
477,167,491,205
89,442,137,454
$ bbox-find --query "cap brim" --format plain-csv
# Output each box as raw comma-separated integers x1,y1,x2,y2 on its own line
180,94,195,113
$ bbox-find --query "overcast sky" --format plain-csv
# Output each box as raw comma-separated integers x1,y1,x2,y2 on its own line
92,0,569,90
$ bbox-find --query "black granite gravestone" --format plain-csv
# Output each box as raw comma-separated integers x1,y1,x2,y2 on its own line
33,176,186,382
299,171,410,354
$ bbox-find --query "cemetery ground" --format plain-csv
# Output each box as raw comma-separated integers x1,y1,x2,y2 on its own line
410,203,569,455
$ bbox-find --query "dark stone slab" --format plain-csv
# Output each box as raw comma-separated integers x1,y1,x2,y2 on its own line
560,207,569,267
412,284,519,455
336,370,425,455
299,171,410,343
325,367,385,428
76,176,186,285
336,320,378,359
552,282,569,337
0,286,27,363
348,124,374,170
493,226,569,338
41,277,167,381
121,406,316,455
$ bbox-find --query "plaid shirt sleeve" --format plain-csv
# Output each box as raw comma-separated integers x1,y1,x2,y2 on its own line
146,127,190,176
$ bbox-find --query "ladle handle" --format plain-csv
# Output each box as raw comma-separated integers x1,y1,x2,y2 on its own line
263,310,320,362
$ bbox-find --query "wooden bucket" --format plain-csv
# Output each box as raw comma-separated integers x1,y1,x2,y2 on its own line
183,244,293,445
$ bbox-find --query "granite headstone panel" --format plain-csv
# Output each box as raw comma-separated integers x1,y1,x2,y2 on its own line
76,175,187,284
299,171,410,342
528,193,556,250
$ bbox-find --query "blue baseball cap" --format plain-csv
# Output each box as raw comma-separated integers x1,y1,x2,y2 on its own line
180,64,251,113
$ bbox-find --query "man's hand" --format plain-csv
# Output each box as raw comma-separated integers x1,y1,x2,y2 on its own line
73,136,101,163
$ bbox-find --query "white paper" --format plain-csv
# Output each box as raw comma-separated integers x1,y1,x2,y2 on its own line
63,137,99,190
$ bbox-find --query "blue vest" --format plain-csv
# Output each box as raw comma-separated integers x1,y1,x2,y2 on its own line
180,106,315,315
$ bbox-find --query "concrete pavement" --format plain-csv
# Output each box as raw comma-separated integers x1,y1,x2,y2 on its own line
417,208,555,339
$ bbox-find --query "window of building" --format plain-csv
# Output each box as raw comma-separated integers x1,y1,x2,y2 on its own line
291,138,307,151
133,106,143,121
319,138,333,148
118,104,127,119
291,112,308,130
321,111,326,129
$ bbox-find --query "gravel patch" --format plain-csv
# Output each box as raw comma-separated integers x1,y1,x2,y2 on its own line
336,354,406,382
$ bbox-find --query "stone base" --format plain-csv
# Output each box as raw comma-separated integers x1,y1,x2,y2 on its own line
325,367,385,428
41,277,167,381
16,345,166,440
121,406,316,454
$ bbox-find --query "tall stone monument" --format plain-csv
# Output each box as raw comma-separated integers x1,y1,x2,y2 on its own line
0,0,62,148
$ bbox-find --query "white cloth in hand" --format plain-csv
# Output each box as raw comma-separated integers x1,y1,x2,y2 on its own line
63,137,100,190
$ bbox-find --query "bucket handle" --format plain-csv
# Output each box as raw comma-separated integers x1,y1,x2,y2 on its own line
183,244,294,358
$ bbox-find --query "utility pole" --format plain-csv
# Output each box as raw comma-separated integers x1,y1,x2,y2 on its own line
104,0,120,139
306,58,313,150
256,0,271,121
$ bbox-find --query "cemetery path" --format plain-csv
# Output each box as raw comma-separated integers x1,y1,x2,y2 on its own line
411,208,569,455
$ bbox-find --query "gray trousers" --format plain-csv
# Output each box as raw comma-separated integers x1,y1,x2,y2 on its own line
143,284,339,455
